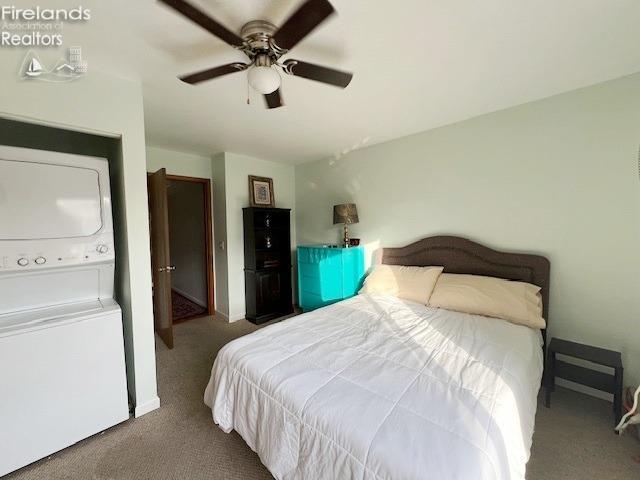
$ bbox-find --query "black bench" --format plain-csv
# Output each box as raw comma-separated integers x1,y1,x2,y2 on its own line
545,337,623,427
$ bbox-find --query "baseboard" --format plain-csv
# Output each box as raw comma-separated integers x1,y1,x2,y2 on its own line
172,287,206,308
215,310,246,323
134,396,160,418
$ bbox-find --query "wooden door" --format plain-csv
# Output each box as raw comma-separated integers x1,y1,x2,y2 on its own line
148,168,174,349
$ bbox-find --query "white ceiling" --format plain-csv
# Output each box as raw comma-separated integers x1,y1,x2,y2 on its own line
9,0,640,164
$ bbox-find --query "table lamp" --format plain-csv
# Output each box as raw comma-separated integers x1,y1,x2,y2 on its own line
333,203,359,248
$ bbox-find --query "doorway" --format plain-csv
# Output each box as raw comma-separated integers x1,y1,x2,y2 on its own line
148,170,214,349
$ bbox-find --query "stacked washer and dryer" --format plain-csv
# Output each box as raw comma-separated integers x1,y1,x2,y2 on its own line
0,146,130,476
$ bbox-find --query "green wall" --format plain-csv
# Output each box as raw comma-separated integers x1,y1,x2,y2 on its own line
296,72,640,389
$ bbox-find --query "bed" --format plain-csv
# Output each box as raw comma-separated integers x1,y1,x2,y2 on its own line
204,236,550,480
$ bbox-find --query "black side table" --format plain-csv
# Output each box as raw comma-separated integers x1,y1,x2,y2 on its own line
545,338,623,427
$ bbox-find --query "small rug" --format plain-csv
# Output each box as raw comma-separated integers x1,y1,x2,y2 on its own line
172,290,206,321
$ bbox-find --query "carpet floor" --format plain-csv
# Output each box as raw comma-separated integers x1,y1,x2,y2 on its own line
6,315,640,480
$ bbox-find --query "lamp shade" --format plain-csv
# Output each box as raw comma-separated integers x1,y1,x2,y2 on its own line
247,66,281,94
333,203,359,225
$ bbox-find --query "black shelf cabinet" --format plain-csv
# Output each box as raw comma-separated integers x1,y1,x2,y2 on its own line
243,207,293,324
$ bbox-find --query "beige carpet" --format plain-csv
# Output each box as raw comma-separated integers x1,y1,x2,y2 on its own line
6,315,640,480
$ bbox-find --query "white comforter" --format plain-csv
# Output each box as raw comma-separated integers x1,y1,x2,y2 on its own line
204,294,543,480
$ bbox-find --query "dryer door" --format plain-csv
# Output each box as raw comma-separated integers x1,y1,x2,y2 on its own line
0,159,102,240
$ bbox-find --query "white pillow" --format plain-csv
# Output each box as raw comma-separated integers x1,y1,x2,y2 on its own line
359,265,444,305
428,273,546,329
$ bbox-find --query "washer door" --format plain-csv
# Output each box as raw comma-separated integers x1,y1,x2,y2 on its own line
0,299,105,337
0,307,129,476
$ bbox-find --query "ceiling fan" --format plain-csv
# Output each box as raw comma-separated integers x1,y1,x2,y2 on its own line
159,0,353,109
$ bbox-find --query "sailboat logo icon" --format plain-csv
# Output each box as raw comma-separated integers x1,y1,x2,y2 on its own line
25,57,44,77
19,48,87,82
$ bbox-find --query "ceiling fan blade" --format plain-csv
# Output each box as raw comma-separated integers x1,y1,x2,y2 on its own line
271,0,335,52
282,59,352,88
159,0,245,48
264,89,284,109
179,62,248,84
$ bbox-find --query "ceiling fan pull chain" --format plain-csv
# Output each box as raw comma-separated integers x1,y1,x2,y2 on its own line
247,75,250,105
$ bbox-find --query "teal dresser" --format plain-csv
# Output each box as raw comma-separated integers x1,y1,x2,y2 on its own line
297,245,365,312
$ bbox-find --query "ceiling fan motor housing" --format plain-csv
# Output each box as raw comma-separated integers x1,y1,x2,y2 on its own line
240,20,278,57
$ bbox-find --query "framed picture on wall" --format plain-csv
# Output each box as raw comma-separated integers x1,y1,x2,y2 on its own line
248,175,275,207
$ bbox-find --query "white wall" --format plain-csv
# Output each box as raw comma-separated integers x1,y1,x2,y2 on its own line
213,152,296,321
295,73,640,388
211,153,229,318
146,145,212,179
0,64,159,416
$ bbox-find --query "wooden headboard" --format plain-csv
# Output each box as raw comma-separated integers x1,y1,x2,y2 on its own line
382,236,551,346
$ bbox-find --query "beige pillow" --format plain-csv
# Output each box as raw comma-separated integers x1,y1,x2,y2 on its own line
428,273,546,329
359,265,444,305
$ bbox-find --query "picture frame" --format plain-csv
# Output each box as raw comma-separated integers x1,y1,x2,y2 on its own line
248,175,275,208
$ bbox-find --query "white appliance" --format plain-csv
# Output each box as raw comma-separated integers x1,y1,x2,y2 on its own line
0,146,129,476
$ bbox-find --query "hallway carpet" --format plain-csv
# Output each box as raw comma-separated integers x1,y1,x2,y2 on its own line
171,290,206,321
6,315,640,479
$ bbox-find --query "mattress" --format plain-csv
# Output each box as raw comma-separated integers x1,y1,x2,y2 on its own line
204,294,543,480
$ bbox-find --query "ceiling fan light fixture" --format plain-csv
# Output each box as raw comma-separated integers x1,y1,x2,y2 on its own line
248,66,281,95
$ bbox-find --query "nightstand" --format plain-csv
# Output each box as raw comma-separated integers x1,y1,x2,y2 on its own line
297,245,365,312
545,337,623,427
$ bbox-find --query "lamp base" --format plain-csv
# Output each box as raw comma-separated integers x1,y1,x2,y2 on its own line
343,224,350,248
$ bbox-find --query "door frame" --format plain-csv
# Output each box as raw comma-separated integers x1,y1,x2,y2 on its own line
149,172,215,318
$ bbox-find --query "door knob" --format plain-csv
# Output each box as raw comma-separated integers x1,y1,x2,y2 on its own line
158,265,176,272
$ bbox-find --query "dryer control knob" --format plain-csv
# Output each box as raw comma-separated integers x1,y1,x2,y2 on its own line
17,257,29,267
35,256,46,265
96,244,109,254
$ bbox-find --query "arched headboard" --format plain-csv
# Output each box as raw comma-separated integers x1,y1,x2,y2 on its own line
382,236,550,346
